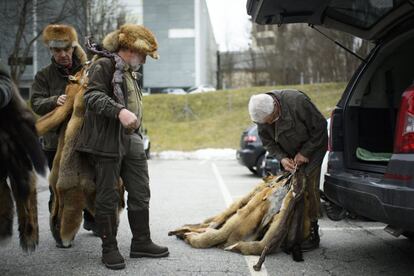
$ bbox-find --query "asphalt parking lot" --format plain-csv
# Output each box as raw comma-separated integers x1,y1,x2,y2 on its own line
1,159,413,276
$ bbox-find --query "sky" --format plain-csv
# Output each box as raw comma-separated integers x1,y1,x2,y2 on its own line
205,0,252,51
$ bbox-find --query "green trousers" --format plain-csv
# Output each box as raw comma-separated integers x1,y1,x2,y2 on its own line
90,134,150,217
306,166,322,222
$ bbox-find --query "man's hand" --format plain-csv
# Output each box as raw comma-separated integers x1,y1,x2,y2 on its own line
56,95,67,106
281,158,296,172
294,152,309,166
118,108,139,130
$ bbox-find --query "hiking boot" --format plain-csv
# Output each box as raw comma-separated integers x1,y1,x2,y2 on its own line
128,210,169,258
301,221,320,252
96,214,125,270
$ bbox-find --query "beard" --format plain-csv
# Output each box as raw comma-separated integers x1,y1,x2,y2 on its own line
129,56,141,71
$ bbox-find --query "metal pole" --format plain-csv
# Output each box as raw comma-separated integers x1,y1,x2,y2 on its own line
216,50,221,89
32,0,38,77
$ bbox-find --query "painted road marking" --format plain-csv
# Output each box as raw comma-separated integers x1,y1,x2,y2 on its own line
211,162,269,276
321,227,384,231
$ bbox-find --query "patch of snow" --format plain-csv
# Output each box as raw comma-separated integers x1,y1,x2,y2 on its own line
152,148,236,160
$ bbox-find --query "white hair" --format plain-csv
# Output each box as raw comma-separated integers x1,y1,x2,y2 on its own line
248,94,274,123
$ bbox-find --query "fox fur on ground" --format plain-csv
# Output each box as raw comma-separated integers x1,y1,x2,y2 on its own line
0,84,47,252
169,171,310,258
36,66,124,248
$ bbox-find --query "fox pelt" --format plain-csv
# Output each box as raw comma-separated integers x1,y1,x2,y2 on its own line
169,170,310,265
35,66,125,248
0,84,47,252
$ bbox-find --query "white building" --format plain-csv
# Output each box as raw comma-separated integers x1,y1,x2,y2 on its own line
143,0,218,91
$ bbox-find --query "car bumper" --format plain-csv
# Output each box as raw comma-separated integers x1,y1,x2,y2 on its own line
236,149,260,168
325,172,414,231
265,157,281,175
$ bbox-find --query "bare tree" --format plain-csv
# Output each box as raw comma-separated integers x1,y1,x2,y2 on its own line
0,0,80,86
0,0,126,86
84,0,124,43
250,23,373,86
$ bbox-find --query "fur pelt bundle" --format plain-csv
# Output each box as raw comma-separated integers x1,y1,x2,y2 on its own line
169,170,310,269
36,65,125,248
0,84,47,252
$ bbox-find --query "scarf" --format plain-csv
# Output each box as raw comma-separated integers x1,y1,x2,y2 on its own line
86,39,126,105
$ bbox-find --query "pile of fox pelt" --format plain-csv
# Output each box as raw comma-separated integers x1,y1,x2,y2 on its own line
169,169,310,269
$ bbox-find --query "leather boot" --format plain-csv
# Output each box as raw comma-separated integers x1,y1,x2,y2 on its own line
301,220,320,252
83,210,98,236
95,214,125,270
128,210,169,258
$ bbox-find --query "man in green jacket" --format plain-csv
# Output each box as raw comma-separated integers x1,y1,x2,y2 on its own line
76,23,168,270
31,24,86,167
30,24,96,235
248,90,328,251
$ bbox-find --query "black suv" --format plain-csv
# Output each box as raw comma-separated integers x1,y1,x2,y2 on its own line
248,0,414,237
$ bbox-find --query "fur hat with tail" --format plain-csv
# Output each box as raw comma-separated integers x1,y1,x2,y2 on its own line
42,24,87,64
103,23,159,59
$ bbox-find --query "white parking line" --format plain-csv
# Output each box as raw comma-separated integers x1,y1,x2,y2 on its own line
211,162,233,205
211,162,269,276
321,226,384,231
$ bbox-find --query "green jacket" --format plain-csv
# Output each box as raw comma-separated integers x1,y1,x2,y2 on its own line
76,56,142,157
30,56,82,150
257,89,328,174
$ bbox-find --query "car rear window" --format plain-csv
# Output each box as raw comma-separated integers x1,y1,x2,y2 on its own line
325,0,405,29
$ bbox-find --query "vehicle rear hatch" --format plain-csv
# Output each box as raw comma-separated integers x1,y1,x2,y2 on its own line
247,0,414,42
248,1,414,172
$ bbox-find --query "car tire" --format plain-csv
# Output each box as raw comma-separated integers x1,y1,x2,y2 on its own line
402,231,414,241
248,167,257,174
256,154,265,177
324,201,347,221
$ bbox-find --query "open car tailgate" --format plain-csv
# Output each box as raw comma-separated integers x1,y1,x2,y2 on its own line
247,0,414,41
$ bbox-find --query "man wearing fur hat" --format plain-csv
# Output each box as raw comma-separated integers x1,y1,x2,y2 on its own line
248,90,327,252
30,24,96,235
76,23,168,270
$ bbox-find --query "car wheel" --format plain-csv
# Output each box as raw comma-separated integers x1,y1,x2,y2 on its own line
248,167,257,174
402,231,414,241
256,154,265,177
324,201,347,221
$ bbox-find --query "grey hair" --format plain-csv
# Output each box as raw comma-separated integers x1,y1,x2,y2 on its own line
248,94,274,123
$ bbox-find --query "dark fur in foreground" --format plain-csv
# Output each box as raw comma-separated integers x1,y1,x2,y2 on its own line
0,84,46,252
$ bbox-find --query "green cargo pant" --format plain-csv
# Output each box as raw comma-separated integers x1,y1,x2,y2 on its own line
90,133,150,217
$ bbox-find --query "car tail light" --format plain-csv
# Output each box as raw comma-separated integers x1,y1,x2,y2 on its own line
328,111,333,152
394,87,414,153
244,135,257,143
327,108,344,152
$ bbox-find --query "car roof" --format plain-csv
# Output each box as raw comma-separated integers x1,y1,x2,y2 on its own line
247,0,414,42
